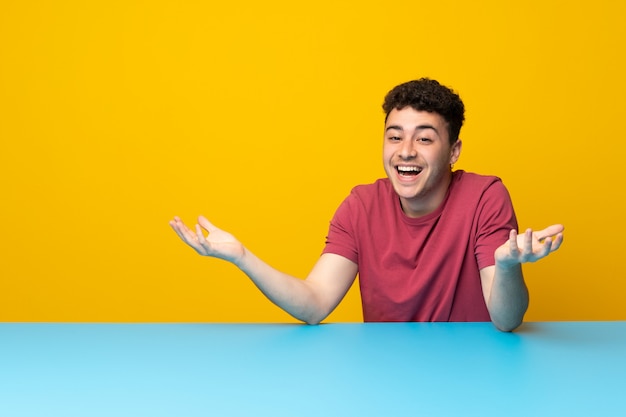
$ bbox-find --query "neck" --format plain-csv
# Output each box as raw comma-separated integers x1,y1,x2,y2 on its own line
400,171,453,218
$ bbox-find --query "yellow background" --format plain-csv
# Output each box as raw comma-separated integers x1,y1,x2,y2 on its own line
1,1,624,322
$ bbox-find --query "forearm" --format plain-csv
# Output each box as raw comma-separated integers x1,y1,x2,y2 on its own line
487,263,529,332
170,216,348,323
235,248,326,324
486,225,564,331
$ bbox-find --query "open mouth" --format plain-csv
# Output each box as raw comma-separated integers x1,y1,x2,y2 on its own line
396,166,422,177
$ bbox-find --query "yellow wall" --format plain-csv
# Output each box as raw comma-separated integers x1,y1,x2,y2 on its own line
1,1,624,322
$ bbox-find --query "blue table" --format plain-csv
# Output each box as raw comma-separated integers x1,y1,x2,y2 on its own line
1,322,624,416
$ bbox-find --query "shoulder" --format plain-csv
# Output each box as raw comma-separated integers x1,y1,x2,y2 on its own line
452,170,503,188
445,171,515,221
347,178,394,205
333,178,396,221
450,170,510,199
351,178,392,194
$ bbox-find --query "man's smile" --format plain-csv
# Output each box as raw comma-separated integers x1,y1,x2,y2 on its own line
396,165,423,177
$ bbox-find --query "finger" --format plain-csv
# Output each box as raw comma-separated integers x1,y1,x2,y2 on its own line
524,228,533,254
550,233,564,252
535,224,565,241
169,217,185,231
509,229,519,254
194,224,213,254
538,236,553,258
169,218,196,243
198,215,219,233
195,224,206,241
169,221,185,240
173,226,207,256
195,223,214,247
179,220,198,239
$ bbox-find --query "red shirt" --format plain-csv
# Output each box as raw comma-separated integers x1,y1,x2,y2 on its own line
322,171,518,322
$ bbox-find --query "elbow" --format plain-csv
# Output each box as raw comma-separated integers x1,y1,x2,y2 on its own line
495,324,519,333
301,313,326,326
296,295,332,325
299,308,329,326
487,297,529,332
492,317,524,332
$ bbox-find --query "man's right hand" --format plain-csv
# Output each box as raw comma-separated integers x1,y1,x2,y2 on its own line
169,216,246,265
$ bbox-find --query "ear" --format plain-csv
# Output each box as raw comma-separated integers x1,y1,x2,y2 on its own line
450,140,462,164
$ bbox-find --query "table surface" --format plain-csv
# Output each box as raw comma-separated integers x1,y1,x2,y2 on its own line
1,322,625,417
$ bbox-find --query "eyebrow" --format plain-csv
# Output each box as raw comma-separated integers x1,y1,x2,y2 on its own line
385,124,440,135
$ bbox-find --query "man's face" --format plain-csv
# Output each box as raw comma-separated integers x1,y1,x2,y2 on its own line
383,107,461,218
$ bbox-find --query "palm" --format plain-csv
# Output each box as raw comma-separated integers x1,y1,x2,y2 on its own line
169,216,245,263
201,227,244,261
495,224,564,266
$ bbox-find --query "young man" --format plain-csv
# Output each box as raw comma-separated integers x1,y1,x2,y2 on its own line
169,78,564,331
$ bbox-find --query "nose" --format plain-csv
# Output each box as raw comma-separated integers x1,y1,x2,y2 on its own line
399,139,417,160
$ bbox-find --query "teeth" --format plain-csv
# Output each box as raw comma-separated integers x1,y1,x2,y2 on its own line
397,166,421,172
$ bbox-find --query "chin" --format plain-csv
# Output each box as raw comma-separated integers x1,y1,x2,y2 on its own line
391,182,422,199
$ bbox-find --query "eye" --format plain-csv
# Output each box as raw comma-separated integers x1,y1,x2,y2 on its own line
388,136,402,142
417,137,432,143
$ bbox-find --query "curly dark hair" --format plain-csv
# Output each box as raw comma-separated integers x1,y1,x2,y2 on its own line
382,78,465,144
